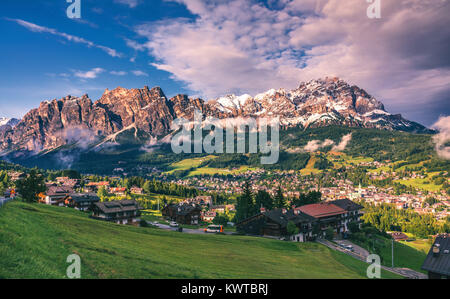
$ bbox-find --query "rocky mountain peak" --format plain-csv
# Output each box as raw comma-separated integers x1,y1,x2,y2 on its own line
0,78,432,153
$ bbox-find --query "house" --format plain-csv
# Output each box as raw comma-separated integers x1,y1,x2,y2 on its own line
202,211,217,222
65,193,100,211
328,198,364,230
41,186,73,206
85,181,110,192
421,234,450,279
388,232,409,241
91,200,142,225
298,203,347,237
236,208,317,242
109,187,126,195
162,203,202,225
130,186,144,195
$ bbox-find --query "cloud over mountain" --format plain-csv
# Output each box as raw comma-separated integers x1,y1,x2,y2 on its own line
132,0,450,126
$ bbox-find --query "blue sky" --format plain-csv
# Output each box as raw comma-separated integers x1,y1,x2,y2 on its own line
0,0,195,117
0,0,449,127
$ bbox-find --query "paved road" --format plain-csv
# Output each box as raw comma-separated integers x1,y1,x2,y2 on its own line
0,197,11,208
147,221,233,235
317,238,427,279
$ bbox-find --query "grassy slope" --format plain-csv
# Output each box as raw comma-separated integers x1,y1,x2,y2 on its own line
0,201,400,279
351,237,427,273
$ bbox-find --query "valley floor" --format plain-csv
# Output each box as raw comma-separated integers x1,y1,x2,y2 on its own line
0,201,401,279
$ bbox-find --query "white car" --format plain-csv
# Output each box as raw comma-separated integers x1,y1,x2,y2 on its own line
169,221,179,227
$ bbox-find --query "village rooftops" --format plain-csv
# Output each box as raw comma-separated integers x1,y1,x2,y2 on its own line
299,203,346,218
263,209,317,228
46,186,73,196
329,198,363,212
421,234,450,277
68,193,100,203
93,200,142,214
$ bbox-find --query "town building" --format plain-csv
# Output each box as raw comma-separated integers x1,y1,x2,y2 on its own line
65,193,100,211
40,186,73,206
236,208,317,242
91,200,142,225
162,203,202,225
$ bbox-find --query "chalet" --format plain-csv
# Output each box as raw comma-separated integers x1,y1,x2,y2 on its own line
85,181,110,192
91,200,142,225
41,186,73,206
109,187,126,195
236,208,317,242
298,203,347,237
421,234,450,279
65,193,100,211
202,211,217,222
329,198,364,229
162,203,202,225
388,232,409,241
130,186,144,194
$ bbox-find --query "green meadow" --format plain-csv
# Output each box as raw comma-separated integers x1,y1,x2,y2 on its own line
0,201,401,279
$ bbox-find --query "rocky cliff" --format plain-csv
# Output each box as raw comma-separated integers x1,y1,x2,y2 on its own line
0,78,432,153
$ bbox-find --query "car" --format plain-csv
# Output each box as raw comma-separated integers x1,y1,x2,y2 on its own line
169,221,179,227
345,245,354,252
204,225,223,233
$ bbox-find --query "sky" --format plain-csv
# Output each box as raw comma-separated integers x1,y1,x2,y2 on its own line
0,0,449,127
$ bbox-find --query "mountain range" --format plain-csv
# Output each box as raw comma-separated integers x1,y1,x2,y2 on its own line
0,77,432,155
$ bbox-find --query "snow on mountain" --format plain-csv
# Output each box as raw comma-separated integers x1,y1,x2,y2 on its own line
0,117,20,128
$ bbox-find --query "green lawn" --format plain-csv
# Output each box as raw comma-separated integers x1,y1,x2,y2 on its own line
352,236,427,274
0,201,401,279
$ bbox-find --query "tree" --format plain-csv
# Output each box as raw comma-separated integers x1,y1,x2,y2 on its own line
325,227,334,240
287,220,299,237
15,169,46,203
97,186,108,200
213,214,229,226
274,186,286,209
235,181,255,222
254,190,274,210
348,222,360,234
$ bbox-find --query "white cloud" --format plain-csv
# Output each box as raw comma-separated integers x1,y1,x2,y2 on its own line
114,0,141,8
110,71,128,76
8,18,122,58
132,70,149,77
432,116,450,160
131,0,450,124
74,68,105,79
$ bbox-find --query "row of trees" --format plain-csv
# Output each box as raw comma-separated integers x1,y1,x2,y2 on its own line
234,181,322,223
360,202,450,238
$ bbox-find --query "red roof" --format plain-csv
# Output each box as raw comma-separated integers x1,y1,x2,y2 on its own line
299,203,346,218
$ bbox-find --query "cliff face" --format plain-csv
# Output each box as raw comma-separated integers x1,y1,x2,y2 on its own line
0,78,432,153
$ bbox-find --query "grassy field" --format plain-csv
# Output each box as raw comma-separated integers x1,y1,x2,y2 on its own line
393,172,443,192
351,236,427,273
165,155,218,174
400,234,432,254
0,201,401,279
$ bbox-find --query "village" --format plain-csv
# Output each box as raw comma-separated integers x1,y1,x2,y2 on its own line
164,163,450,222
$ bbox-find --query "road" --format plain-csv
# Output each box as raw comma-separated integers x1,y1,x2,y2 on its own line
0,197,11,208
316,238,427,279
147,221,234,235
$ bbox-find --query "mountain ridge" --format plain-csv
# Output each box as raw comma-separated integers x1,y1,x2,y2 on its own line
0,77,433,154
